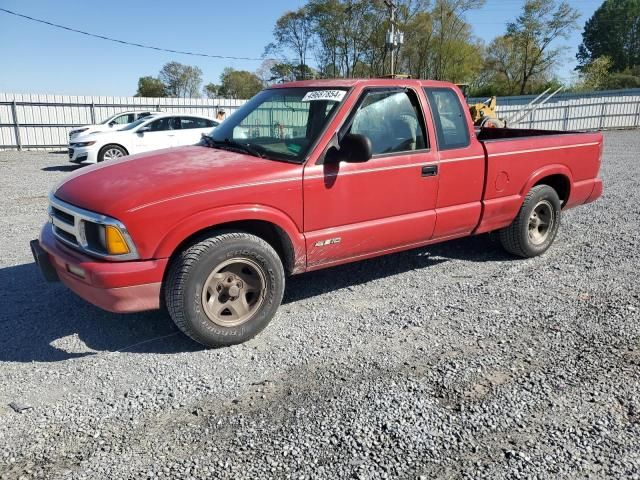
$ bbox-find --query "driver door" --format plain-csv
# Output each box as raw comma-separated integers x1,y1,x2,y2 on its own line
303,87,440,269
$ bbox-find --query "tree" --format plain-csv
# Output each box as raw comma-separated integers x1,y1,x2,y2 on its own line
158,61,203,98
485,0,580,94
269,62,295,83
203,83,221,99
577,0,640,72
134,76,166,97
269,7,314,73
218,68,264,99
576,56,614,91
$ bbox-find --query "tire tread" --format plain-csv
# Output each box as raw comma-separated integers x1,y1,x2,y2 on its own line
499,185,559,257
164,231,282,345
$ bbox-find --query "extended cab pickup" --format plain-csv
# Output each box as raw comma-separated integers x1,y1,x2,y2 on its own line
32,79,603,347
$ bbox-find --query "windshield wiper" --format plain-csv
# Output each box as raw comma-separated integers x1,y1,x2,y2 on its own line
202,135,265,159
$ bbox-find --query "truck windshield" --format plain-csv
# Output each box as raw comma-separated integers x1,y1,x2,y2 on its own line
206,87,348,163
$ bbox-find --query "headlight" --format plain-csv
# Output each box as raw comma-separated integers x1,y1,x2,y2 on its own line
81,222,133,256
49,193,139,261
70,128,89,136
71,141,96,147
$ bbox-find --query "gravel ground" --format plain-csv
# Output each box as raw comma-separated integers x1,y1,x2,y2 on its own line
0,131,639,479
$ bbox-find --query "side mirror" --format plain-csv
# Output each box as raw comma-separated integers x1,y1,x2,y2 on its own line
339,133,372,163
108,121,116,127
137,126,151,134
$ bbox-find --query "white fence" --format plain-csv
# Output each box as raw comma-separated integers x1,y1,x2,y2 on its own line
470,88,640,131
0,93,246,149
1,88,639,150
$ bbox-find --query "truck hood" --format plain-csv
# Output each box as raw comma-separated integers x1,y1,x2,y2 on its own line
54,146,302,216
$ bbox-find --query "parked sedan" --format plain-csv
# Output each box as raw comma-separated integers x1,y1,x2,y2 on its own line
68,114,219,164
68,111,161,140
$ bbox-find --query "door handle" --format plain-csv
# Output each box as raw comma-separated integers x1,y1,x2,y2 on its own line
421,165,438,177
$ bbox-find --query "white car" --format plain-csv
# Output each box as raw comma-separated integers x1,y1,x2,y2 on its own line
68,111,161,140
68,113,219,164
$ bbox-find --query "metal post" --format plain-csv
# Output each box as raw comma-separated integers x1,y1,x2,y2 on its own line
599,102,607,130
90,103,96,124
11,100,22,151
563,105,570,130
634,100,640,128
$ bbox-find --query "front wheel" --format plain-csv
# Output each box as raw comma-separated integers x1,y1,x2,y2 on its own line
98,144,127,162
499,185,561,258
164,232,285,347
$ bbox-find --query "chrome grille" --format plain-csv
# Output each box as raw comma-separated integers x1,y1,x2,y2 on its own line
49,202,80,247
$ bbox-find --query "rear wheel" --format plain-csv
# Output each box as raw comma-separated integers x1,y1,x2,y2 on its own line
499,185,561,258
165,232,285,347
98,144,127,162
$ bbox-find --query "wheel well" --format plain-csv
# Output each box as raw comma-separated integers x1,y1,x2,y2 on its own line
99,143,129,156
169,220,296,275
534,174,570,205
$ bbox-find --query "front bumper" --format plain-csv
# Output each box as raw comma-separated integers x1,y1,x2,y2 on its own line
68,145,98,164
34,223,167,313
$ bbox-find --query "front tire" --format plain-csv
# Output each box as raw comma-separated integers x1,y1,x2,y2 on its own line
165,232,285,347
98,144,127,162
499,185,561,258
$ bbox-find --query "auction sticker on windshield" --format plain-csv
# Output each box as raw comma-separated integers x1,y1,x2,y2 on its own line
302,90,346,102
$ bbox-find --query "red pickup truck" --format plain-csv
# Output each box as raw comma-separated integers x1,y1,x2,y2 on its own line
32,79,603,347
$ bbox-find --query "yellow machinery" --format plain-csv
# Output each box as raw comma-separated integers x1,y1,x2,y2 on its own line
456,84,504,127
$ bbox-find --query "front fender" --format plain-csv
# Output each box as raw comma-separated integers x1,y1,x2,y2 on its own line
152,204,306,271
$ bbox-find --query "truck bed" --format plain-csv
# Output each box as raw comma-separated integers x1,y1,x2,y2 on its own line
476,127,578,142
473,128,603,235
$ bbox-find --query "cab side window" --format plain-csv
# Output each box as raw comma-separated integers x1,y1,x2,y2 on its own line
346,89,427,156
424,88,469,150
180,117,213,129
148,117,179,131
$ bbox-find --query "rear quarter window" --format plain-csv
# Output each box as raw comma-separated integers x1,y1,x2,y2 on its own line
424,88,469,150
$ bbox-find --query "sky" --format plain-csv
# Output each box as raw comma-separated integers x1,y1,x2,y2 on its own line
0,0,604,96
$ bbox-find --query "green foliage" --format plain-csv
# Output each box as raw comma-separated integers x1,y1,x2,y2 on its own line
134,76,166,97
577,0,640,72
219,68,264,99
573,58,640,91
268,0,485,83
484,0,580,95
203,83,221,99
268,7,314,68
159,61,203,98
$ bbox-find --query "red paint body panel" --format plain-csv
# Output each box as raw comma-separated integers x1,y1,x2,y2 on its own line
39,79,603,312
39,223,163,312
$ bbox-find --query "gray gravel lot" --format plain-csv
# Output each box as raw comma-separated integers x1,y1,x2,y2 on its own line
0,131,639,479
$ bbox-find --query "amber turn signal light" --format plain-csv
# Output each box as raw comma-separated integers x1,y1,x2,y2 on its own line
105,225,130,255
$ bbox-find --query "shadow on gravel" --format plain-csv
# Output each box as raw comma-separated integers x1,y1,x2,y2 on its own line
0,234,513,362
0,263,201,363
41,164,83,172
284,233,515,304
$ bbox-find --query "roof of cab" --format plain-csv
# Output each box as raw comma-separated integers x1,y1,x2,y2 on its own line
269,78,456,89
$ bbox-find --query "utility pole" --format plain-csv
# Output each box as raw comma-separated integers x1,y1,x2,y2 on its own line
384,0,403,77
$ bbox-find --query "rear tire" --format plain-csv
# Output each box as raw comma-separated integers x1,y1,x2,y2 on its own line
499,185,561,258
164,232,285,347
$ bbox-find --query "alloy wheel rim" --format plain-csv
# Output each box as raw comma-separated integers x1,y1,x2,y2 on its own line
528,200,554,245
104,148,123,161
201,258,266,327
